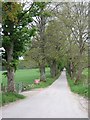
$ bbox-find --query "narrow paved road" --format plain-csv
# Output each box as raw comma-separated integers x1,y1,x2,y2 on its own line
1,71,88,118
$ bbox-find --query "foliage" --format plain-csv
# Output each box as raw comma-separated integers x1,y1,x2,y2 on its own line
18,59,38,69
2,2,36,60
2,2,49,68
45,19,67,63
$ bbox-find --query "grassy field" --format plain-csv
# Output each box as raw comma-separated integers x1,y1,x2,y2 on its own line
67,68,88,98
2,68,51,86
1,68,59,91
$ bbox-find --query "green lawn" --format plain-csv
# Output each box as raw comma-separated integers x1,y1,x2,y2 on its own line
2,68,58,90
1,67,58,91
67,68,88,98
2,68,51,85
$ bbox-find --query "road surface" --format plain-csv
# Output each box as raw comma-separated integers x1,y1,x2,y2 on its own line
0,71,88,118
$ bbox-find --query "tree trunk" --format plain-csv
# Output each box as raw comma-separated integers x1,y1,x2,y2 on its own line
74,51,83,84
50,60,57,78
70,61,75,79
7,68,15,92
6,42,15,92
74,62,83,84
68,63,72,77
74,26,83,84
72,68,76,79
39,15,46,82
40,64,46,81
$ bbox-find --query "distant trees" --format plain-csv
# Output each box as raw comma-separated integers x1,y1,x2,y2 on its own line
45,20,66,77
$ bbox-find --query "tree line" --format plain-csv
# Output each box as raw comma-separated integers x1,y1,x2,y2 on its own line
25,2,88,83
2,2,89,92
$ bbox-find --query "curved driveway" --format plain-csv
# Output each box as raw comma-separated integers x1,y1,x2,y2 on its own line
1,71,88,118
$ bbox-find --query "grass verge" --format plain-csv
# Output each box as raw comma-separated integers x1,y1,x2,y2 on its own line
67,69,88,98
1,92,25,106
33,72,60,89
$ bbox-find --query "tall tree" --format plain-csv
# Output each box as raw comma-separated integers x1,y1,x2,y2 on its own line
2,2,43,92
26,2,50,81
45,19,66,77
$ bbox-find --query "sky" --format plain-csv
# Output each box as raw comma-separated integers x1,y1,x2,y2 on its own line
19,56,24,60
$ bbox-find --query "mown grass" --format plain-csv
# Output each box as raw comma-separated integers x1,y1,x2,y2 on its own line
1,68,50,86
1,68,60,90
67,68,88,98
